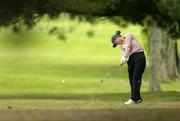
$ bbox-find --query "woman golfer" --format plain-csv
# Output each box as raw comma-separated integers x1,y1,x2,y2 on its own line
111,31,146,104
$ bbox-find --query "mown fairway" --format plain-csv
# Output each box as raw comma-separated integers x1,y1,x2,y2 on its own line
0,16,180,120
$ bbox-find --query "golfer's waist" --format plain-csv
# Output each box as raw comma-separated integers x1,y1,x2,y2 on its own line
129,51,144,58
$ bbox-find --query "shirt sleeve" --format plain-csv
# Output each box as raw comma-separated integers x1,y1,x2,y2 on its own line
124,36,132,58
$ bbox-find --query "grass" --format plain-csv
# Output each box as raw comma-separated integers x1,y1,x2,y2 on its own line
0,16,148,94
0,14,180,114
0,91,179,110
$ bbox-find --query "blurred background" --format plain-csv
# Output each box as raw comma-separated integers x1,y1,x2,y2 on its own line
0,0,180,98
0,13,179,97
0,13,149,94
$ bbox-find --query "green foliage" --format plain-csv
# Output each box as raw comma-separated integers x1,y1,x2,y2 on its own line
153,0,180,38
0,0,180,38
157,0,180,20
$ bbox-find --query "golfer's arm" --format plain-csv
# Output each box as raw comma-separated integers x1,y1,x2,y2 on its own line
124,38,131,59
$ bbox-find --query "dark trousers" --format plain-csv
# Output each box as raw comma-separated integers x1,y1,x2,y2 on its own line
127,52,146,101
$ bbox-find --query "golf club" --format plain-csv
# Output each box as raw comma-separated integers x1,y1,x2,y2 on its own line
100,64,122,83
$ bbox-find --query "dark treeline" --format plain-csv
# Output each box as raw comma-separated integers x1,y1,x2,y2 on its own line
0,0,179,37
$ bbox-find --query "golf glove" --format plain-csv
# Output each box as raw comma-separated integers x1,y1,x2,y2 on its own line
121,56,128,65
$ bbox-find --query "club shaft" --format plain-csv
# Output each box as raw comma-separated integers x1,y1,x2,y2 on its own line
103,65,121,81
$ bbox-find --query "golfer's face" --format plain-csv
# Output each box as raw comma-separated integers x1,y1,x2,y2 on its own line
115,36,123,45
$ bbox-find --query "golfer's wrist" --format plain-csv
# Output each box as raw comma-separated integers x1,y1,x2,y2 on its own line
121,56,128,62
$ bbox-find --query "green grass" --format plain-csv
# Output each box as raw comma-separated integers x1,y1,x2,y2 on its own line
0,91,179,110
0,14,180,111
0,16,148,94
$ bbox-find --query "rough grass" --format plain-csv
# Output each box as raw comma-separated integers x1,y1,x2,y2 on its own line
0,92,180,121
0,91,179,110
0,108,180,121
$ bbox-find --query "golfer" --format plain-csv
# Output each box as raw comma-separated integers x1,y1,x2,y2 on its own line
111,31,146,104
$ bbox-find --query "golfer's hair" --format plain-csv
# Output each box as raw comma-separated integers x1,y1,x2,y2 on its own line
116,30,121,35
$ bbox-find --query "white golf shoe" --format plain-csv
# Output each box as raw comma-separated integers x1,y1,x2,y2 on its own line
124,99,143,105
124,99,135,105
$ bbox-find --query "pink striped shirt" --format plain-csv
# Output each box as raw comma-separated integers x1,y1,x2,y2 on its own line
120,33,144,59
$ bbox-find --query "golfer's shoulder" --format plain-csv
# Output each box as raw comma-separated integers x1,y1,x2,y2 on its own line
124,33,133,41
124,33,133,37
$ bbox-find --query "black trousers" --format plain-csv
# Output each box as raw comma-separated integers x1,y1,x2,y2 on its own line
127,52,146,101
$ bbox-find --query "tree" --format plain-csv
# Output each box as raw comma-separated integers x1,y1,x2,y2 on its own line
0,0,180,91
146,0,180,91
148,24,179,91
0,0,157,27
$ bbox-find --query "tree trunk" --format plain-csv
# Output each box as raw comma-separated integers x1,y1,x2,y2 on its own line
148,25,179,91
148,25,162,91
164,36,179,80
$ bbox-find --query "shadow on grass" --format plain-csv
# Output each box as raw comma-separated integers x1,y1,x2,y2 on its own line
1,109,180,121
0,109,180,121
0,91,179,102
0,92,128,101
